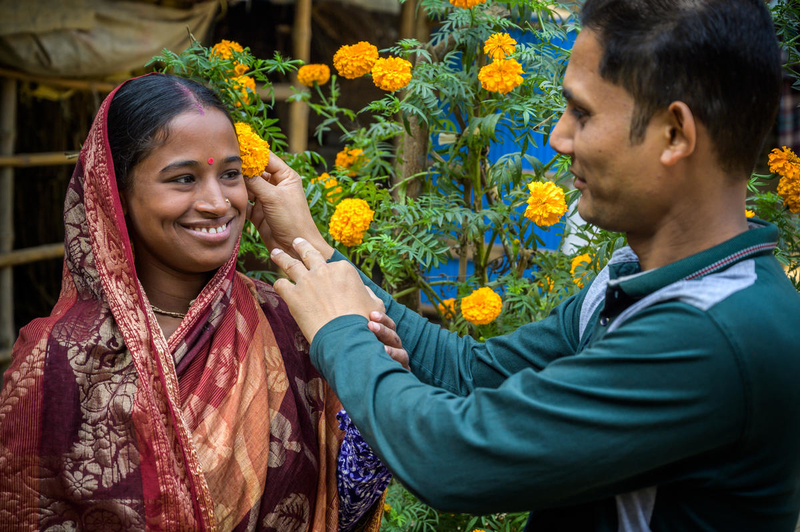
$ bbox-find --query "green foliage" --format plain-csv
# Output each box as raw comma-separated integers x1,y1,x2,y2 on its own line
148,1,800,530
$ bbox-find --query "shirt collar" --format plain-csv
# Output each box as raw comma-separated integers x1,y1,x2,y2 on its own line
606,219,778,300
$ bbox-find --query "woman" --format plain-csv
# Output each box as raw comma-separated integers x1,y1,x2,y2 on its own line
0,74,388,531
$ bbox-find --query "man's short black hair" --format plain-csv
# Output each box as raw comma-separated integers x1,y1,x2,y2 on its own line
580,0,782,176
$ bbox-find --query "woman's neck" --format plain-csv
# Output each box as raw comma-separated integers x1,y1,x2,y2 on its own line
135,259,210,315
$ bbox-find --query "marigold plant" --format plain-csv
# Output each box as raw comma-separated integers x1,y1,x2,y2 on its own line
234,122,270,178
460,287,502,325
231,75,256,106
371,57,413,92
335,147,364,176
449,0,487,8
437,298,457,318
211,39,248,76
571,253,591,288
333,42,379,79
769,146,800,214
484,33,517,61
297,64,330,87
311,172,342,200
478,58,524,94
329,198,375,247
525,181,568,227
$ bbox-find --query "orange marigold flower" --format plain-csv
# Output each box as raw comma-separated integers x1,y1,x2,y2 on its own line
211,39,249,75
437,298,457,318
298,64,331,87
234,122,270,178
333,42,379,79
335,147,364,176
371,57,413,92
484,33,516,61
537,275,554,293
478,58,524,94
231,75,256,107
384,503,392,513
449,0,486,8
460,287,502,325
524,181,567,227
311,172,342,200
745,209,755,218
570,253,591,288
329,198,375,247
770,147,800,214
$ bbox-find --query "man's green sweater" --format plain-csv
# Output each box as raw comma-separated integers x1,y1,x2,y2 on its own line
311,220,800,531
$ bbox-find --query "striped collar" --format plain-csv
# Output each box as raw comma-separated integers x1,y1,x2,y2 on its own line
606,220,778,300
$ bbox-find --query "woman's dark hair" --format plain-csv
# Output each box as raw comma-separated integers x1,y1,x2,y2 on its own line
580,0,781,176
107,74,234,192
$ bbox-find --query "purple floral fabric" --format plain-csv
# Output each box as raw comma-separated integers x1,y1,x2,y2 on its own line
337,410,393,532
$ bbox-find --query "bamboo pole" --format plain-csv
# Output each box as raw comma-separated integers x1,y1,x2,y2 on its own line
289,0,312,153
0,243,64,269
0,79,16,351
0,151,78,168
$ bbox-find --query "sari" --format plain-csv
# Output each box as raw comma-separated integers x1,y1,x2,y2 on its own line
0,80,384,531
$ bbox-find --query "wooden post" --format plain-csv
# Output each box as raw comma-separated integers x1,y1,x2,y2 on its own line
0,78,16,352
289,0,312,154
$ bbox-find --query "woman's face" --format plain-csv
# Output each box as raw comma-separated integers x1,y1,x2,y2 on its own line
121,108,247,277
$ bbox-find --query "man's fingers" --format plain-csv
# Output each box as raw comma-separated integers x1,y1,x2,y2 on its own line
368,320,402,349
264,152,301,185
369,310,397,333
385,346,410,370
291,238,327,270
270,248,309,281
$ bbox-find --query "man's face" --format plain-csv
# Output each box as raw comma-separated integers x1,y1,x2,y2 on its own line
549,29,671,235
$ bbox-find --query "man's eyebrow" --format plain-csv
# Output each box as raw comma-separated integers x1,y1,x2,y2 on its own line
562,87,589,109
160,160,199,173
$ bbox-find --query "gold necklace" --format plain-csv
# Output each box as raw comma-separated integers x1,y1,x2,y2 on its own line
151,305,186,319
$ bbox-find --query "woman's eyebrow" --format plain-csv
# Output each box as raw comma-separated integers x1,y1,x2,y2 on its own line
223,155,243,164
160,160,199,173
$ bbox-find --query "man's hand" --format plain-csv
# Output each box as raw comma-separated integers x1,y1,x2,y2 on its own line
271,238,383,343
368,311,410,370
244,152,335,260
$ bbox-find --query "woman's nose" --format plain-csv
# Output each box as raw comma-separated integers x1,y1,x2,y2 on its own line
195,180,229,214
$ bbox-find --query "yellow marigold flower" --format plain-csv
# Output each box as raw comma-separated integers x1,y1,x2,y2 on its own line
335,147,364,176
211,39,249,75
231,75,256,107
460,287,502,326
311,172,342,200
384,503,391,513
770,147,800,214
449,0,486,8
478,58,524,94
371,56,413,92
298,64,331,87
537,275,554,293
524,181,567,227
437,298,457,318
571,253,591,288
745,209,755,218
329,198,375,247
234,122,270,178
472,530,487,532
484,33,517,61
333,42,379,79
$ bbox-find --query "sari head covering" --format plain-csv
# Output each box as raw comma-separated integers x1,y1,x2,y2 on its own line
0,74,346,531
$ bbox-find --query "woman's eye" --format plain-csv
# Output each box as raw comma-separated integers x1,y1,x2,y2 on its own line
174,175,195,184
222,170,243,180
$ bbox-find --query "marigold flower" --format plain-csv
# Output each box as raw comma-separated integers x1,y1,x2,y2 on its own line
745,209,755,218
478,58,524,94
329,198,375,247
770,147,800,214
384,503,392,513
449,0,486,8
484,33,517,61
211,39,249,75
311,172,342,200
231,75,256,107
437,298,457,318
371,57,413,92
460,287,502,325
297,64,331,87
333,42,379,79
537,275,554,293
524,181,567,227
234,122,270,178
571,253,591,288
335,147,364,176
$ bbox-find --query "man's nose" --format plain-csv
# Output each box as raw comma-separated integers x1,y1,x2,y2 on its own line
549,113,573,156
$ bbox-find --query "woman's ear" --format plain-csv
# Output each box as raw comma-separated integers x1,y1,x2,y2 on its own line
660,101,696,166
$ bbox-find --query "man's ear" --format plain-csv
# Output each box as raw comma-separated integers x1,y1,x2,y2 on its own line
660,101,696,166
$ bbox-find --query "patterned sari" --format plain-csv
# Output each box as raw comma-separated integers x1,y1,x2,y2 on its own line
0,81,382,531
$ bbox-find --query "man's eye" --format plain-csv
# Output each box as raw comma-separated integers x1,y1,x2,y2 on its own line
571,107,588,120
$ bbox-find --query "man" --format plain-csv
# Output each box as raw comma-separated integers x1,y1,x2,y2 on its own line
245,0,800,529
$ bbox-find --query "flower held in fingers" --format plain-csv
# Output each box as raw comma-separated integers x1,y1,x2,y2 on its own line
235,122,270,177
